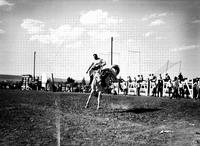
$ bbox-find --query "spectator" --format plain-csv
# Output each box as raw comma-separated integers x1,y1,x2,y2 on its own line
152,81,157,97
127,76,132,82
58,83,62,92
164,73,171,82
171,76,179,99
140,75,144,82
133,77,137,82
197,80,200,99
178,72,184,82
118,76,125,83
137,75,140,82
118,76,127,95
167,80,173,97
149,74,157,97
149,74,153,81
193,80,200,99
193,82,198,99
136,75,141,96
179,80,184,98
126,76,132,88
158,74,162,80
183,82,190,98
157,78,163,97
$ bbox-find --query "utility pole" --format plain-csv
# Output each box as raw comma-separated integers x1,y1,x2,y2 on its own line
179,61,182,73
51,73,55,92
166,60,169,73
33,51,36,81
139,48,141,74
111,37,113,65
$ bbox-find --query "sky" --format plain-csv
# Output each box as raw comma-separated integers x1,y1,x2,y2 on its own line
0,0,200,80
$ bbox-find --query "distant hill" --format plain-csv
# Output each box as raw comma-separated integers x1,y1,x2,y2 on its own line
54,78,68,83
53,78,89,83
0,74,22,82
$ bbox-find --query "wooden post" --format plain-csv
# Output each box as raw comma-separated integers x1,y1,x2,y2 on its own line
166,60,169,73
111,37,113,65
179,61,182,73
33,51,36,81
51,73,55,92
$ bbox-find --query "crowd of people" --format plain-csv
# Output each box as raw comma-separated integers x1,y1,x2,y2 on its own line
121,72,200,99
149,72,189,99
0,80,22,89
86,53,200,99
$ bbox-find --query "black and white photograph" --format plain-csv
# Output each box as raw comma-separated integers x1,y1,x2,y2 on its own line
0,0,200,145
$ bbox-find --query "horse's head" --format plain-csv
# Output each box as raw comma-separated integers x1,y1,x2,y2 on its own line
111,64,120,76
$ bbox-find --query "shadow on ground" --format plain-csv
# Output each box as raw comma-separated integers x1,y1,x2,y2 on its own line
113,108,161,114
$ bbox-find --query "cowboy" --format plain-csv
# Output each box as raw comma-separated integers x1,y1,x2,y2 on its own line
85,64,120,110
86,54,106,85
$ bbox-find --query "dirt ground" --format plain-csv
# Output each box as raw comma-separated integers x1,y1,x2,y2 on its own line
1,89,200,146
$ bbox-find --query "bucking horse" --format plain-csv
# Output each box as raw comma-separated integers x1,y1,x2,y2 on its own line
85,64,120,110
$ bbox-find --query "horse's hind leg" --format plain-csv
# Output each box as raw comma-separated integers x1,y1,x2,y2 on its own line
85,91,94,108
97,91,102,110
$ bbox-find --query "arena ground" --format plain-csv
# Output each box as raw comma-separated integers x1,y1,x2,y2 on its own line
1,89,200,146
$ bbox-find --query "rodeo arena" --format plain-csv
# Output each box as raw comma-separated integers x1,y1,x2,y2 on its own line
1,47,200,145
1,55,199,100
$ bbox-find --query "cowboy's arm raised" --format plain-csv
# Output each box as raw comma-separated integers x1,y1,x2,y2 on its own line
100,59,106,67
93,59,106,68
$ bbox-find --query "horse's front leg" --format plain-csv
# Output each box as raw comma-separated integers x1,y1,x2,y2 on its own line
97,91,102,110
85,90,94,108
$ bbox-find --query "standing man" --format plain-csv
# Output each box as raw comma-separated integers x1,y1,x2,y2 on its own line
157,78,163,97
157,74,163,97
171,76,179,99
178,72,184,82
197,80,200,99
179,80,184,98
164,73,171,82
136,75,141,96
86,54,106,85
167,80,173,97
